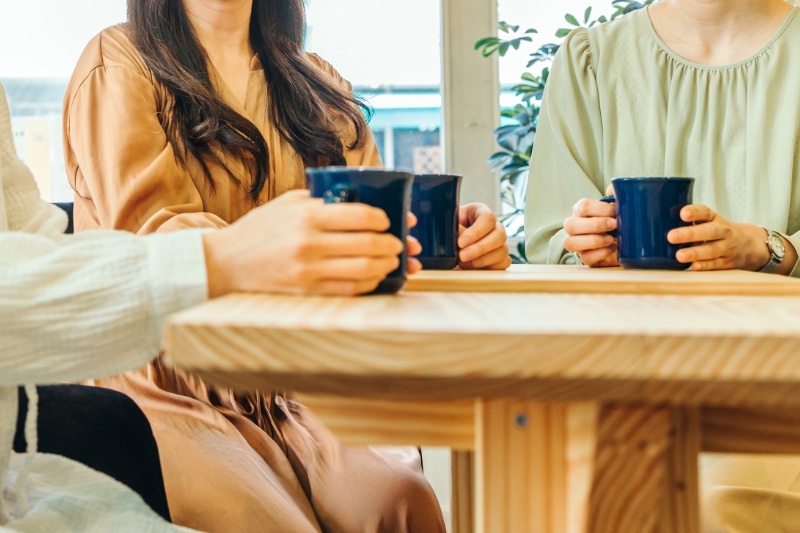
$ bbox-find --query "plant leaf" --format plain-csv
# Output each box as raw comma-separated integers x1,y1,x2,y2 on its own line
481,42,501,57
488,151,511,164
474,37,499,49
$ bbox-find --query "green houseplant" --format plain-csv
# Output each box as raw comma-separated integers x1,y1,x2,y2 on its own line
475,0,655,262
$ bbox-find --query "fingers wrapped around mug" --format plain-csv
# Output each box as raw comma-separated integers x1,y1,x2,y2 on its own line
457,203,512,270
204,190,406,297
562,198,619,268
306,167,414,294
667,205,768,271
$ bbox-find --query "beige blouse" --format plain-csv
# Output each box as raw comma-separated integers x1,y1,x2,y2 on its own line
63,25,381,234
59,27,445,533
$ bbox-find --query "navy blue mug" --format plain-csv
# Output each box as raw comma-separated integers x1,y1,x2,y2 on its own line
600,177,694,270
410,174,462,270
306,167,413,294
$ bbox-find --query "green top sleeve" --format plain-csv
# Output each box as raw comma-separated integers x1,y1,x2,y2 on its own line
524,7,800,277
524,29,604,264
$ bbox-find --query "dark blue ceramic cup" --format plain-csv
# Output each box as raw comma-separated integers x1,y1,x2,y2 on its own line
306,167,413,294
600,177,694,270
410,174,462,270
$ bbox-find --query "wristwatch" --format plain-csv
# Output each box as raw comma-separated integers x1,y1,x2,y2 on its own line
760,228,786,274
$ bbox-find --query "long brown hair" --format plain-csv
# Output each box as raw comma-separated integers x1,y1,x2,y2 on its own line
127,0,371,201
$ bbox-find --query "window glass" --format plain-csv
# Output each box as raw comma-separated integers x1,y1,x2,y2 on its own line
498,0,613,100
1,0,445,201
305,0,443,173
0,0,127,201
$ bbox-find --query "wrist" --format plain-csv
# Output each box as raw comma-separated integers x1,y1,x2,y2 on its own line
759,228,786,274
740,223,771,271
756,227,773,271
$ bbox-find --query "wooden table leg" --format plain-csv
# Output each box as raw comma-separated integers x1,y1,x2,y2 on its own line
451,450,474,533
474,401,701,533
475,400,582,532
587,406,700,533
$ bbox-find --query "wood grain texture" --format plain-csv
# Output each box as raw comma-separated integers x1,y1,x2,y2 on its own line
476,400,554,532
701,406,800,455
586,406,700,533
166,291,800,406
475,402,598,533
451,451,474,533
407,264,800,296
163,274,800,533
293,394,474,448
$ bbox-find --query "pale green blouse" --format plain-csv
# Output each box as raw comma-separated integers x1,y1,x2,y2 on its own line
525,6,800,276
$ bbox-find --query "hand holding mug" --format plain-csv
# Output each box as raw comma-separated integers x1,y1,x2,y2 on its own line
306,167,413,294
409,173,510,270
203,190,404,297
563,187,619,268
457,203,512,270
667,205,771,271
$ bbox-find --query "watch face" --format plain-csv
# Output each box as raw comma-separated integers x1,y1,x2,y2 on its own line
769,234,786,258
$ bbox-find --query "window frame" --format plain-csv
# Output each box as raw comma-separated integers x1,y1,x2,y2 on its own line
441,0,500,210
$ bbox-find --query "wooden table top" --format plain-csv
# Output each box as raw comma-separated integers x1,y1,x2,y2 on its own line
162,266,800,533
165,266,800,407
406,264,800,296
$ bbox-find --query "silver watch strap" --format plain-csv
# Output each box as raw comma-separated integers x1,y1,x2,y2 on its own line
759,228,782,274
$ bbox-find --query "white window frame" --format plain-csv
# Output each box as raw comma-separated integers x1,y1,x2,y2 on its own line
441,0,500,211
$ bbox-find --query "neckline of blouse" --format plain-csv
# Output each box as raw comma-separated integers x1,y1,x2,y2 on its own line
642,5,799,72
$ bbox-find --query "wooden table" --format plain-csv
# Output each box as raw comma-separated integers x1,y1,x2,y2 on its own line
164,265,800,533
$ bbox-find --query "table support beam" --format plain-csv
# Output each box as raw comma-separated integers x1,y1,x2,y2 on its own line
475,401,701,533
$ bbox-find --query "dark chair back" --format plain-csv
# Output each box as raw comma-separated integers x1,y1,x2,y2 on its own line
54,202,74,234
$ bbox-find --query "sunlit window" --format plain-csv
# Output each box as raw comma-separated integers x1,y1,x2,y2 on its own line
498,0,613,86
0,1,127,202
305,0,443,174
0,0,613,203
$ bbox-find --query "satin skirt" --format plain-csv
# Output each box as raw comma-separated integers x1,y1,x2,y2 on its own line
90,358,446,533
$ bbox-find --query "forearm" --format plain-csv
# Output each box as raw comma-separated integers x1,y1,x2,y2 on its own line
0,229,208,385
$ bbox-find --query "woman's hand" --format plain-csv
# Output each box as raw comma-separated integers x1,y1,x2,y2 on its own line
563,195,618,267
667,205,770,271
203,190,405,297
456,203,512,270
406,212,422,275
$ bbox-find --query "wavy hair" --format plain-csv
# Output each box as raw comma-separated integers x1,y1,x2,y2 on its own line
127,0,371,201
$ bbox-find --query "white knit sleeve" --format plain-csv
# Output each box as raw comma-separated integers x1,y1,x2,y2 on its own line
0,229,208,385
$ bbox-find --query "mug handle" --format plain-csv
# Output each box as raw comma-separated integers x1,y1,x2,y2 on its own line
323,184,360,204
599,195,617,238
